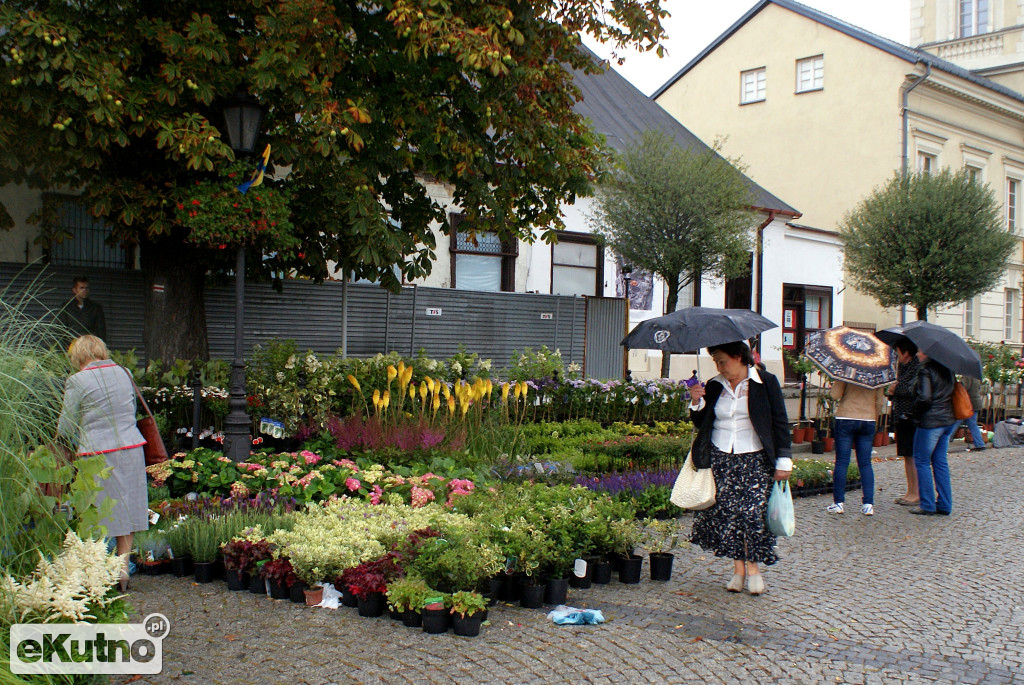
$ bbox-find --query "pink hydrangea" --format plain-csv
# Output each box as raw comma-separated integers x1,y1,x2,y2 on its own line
369,484,384,505
332,458,358,471
230,481,251,498
300,450,322,465
345,477,361,492
410,486,436,508
447,479,475,494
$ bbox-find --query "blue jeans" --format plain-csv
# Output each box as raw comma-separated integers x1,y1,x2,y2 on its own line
962,412,985,448
913,422,957,513
833,419,875,505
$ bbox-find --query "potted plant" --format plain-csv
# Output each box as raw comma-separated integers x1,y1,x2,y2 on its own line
260,557,297,600
611,519,643,584
344,557,397,617
420,593,450,634
387,577,433,628
163,522,193,577
135,529,170,575
641,518,687,581
784,349,819,441
449,591,488,637
504,520,551,608
180,518,221,583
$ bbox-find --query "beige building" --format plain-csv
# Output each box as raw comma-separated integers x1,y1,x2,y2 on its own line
654,0,1024,349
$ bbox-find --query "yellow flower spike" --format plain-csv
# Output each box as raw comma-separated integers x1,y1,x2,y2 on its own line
513,382,522,399
397,361,406,378
382,390,391,410
441,383,451,400
409,384,416,401
347,375,361,392
386,365,397,384
432,395,441,413
372,389,381,407
447,396,456,415
485,379,493,397
460,400,470,416
401,366,413,387
520,381,529,399
425,377,434,393
419,383,428,401
501,382,510,403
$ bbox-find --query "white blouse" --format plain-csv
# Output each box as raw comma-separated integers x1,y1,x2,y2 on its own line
689,366,793,471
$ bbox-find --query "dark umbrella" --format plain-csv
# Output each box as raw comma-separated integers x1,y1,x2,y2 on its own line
621,307,778,354
875,321,983,379
804,326,896,388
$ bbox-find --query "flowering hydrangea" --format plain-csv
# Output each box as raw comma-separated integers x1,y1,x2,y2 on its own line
410,486,436,508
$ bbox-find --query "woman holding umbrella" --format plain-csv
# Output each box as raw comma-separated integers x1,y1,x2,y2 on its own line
687,341,791,596
909,350,958,515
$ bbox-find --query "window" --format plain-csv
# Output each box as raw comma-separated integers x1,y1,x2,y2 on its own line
1005,288,1019,340
966,165,982,183
795,56,823,92
1008,178,1019,233
918,152,936,175
740,68,766,104
964,296,979,337
804,293,831,330
44,193,133,269
960,0,989,38
448,213,516,292
551,234,601,296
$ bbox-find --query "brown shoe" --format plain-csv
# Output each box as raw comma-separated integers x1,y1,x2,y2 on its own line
895,497,919,506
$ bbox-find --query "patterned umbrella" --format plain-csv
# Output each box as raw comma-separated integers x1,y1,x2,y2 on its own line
804,326,896,388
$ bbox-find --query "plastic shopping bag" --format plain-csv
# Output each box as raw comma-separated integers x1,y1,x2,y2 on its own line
766,481,795,537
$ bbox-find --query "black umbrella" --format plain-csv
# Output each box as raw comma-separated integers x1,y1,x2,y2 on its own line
875,321,983,379
621,307,778,354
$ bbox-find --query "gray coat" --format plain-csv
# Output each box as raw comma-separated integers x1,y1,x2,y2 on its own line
57,360,145,455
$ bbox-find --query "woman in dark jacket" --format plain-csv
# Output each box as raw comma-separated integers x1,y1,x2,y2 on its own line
888,339,921,505
910,352,957,516
687,341,791,596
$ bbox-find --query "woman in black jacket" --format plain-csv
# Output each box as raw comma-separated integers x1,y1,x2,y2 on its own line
910,353,958,516
687,341,792,596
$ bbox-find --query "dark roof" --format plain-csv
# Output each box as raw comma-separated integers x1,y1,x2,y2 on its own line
651,0,1024,105
572,48,799,216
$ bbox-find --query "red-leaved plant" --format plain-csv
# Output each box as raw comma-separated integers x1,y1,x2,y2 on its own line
221,538,273,575
260,557,298,588
340,555,402,599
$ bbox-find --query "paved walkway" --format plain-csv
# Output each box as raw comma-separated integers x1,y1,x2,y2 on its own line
119,446,1024,684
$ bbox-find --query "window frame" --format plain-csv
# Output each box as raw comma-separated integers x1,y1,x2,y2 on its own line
795,55,824,93
959,0,989,38
448,212,518,292
739,67,766,105
1007,177,1020,234
1005,288,1019,341
548,231,603,297
964,295,979,338
43,192,134,270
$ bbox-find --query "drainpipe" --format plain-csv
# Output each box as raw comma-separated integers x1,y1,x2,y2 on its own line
754,210,775,357
900,62,932,325
901,62,932,177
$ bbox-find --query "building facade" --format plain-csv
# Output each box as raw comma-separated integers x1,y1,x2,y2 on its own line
654,0,1024,348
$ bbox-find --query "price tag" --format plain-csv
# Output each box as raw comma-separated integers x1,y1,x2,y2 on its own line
573,558,587,578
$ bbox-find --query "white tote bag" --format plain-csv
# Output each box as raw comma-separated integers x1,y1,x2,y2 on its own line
670,447,716,511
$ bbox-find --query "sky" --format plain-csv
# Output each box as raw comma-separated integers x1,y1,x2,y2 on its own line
583,0,911,96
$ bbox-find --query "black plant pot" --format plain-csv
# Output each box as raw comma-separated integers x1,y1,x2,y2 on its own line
269,580,290,600
290,581,307,604
649,553,674,582
421,608,449,634
213,558,225,580
498,574,521,603
249,574,266,594
170,556,193,578
389,607,403,621
591,560,613,585
340,587,359,608
357,592,387,618
618,554,643,584
402,609,423,628
193,561,215,584
487,577,502,602
570,558,595,589
543,577,569,606
811,440,825,455
452,613,483,637
225,569,247,592
519,582,544,609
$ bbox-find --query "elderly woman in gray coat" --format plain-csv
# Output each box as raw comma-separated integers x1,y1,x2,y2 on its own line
57,335,148,590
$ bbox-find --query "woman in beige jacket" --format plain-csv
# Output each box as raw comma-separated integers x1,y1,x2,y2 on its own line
826,381,887,516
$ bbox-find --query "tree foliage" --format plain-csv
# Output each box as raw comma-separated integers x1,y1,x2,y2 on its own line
839,169,1016,321
588,130,757,375
0,0,668,360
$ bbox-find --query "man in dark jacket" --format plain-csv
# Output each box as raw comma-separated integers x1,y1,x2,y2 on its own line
58,276,107,341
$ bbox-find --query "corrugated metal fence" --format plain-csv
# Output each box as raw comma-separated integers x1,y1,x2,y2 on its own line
1,262,626,378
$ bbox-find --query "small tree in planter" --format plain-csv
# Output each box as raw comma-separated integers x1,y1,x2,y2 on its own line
610,518,644,584
641,518,688,581
783,349,818,437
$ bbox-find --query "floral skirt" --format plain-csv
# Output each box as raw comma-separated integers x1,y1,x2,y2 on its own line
690,446,778,566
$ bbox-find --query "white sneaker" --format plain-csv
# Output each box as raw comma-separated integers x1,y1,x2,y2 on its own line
827,503,844,514
861,504,874,516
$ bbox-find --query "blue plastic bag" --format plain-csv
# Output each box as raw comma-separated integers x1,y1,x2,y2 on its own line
766,481,795,537
546,605,605,625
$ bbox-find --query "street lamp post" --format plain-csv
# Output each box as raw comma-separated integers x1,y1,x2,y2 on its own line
621,262,633,381
221,93,264,462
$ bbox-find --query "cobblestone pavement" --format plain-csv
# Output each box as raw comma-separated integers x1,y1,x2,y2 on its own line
118,446,1024,685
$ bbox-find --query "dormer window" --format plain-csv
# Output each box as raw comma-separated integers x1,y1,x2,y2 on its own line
959,0,989,38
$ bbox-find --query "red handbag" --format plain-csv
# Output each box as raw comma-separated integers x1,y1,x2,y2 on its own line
128,373,168,466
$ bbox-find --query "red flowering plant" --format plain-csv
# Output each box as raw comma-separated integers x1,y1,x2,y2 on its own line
340,555,402,599
177,160,298,254
260,557,298,588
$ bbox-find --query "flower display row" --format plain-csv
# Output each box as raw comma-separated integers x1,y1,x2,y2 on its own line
146,448,477,507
